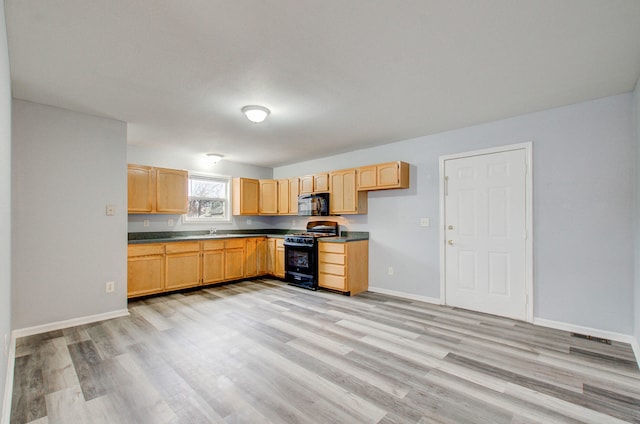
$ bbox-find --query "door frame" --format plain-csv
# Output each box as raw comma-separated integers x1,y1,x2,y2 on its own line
438,142,533,322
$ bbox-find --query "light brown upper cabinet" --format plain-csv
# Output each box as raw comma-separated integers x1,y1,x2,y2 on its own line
128,165,188,214
232,177,259,215
299,173,329,194
259,180,279,215
277,179,290,214
329,168,368,215
357,161,410,191
288,178,299,214
276,178,299,215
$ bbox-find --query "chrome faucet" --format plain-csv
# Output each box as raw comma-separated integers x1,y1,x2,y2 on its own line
209,227,217,235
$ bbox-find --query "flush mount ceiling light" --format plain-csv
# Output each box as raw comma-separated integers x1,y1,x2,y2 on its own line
205,153,223,163
241,105,270,123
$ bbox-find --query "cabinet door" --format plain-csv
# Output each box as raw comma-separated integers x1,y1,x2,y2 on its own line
267,238,276,275
166,252,201,290
203,250,225,284
377,163,401,188
278,179,290,214
259,180,278,215
245,238,258,277
156,168,188,213
225,239,245,280
225,248,245,280
318,242,347,291
165,242,200,290
128,255,164,297
275,239,285,278
128,165,154,213
233,178,259,215
357,165,377,190
289,178,299,214
314,173,329,192
299,175,314,194
257,238,268,275
330,169,366,214
329,172,345,213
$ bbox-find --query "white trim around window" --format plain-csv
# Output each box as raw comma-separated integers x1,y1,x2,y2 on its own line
182,172,232,223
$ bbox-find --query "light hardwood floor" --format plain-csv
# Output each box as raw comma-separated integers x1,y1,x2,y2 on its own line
10,279,640,423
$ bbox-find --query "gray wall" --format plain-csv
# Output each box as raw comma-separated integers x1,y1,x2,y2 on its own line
274,94,635,335
12,100,128,329
127,144,275,233
0,0,10,414
634,78,640,343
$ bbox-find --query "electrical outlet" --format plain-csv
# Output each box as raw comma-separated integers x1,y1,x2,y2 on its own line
106,281,115,293
420,218,430,227
247,219,252,225
143,219,150,227
388,267,394,275
168,219,174,226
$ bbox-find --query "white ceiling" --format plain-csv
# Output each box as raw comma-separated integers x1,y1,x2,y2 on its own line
5,1,640,167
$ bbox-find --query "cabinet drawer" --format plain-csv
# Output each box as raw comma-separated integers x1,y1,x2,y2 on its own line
128,244,164,257
319,273,347,290
165,242,200,254
203,240,225,251
320,252,345,265
319,262,345,276
225,239,245,249
319,243,345,254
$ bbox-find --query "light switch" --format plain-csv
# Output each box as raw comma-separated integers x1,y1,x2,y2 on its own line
420,218,430,227
106,204,115,216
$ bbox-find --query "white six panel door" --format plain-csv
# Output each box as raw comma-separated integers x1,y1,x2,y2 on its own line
444,149,527,320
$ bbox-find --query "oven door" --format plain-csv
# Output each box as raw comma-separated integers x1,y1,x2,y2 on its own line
284,242,318,288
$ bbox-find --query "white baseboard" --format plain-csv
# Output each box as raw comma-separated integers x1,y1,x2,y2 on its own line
365,289,640,368
12,309,130,339
1,333,16,424
367,286,442,305
534,317,640,368
2,308,130,424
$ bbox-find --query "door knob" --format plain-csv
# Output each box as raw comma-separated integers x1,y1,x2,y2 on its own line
448,225,454,230
447,240,454,246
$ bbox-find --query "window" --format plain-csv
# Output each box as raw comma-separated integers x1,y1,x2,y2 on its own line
183,173,231,223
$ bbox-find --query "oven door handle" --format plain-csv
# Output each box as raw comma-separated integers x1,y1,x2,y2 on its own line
284,242,313,248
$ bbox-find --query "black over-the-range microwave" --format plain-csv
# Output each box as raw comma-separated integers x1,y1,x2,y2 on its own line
297,193,329,216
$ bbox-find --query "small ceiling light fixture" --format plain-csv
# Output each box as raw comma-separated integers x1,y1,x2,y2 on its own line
205,153,223,163
242,105,270,123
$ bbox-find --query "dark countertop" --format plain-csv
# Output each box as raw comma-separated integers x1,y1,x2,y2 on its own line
319,231,369,243
128,230,368,244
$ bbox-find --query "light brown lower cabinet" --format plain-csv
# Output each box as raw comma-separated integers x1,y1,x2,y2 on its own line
267,238,285,278
318,240,368,295
128,244,165,297
245,237,268,277
165,242,201,291
275,238,285,278
257,238,269,275
127,237,286,298
224,239,245,280
202,240,225,284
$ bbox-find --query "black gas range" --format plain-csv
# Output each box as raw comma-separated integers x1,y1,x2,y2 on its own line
283,220,339,290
